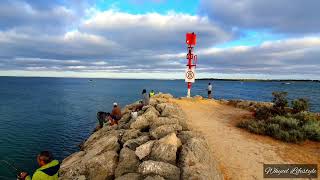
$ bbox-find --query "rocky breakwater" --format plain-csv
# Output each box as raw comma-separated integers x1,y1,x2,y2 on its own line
59,93,223,180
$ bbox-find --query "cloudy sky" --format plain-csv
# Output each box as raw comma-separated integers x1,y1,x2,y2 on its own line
0,0,319,79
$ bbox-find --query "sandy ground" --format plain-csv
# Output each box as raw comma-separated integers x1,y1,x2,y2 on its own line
174,98,320,180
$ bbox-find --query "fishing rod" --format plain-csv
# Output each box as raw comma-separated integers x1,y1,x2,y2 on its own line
0,160,24,179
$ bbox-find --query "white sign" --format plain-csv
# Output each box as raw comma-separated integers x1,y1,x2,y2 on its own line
185,67,196,83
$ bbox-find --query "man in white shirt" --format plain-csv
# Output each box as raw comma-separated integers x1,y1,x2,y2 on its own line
207,83,213,99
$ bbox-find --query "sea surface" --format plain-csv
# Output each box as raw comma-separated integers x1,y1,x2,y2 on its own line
0,77,319,179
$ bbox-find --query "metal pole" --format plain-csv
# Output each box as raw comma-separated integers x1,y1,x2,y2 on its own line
187,45,192,97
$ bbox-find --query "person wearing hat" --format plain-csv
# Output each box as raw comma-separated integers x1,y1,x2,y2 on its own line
109,102,122,125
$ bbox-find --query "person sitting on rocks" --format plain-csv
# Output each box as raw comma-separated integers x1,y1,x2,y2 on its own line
19,151,60,180
108,102,122,125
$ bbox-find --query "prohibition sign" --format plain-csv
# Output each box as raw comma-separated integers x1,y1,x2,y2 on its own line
186,70,194,80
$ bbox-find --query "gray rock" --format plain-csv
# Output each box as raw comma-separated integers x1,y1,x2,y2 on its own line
150,141,177,164
86,151,118,180
124,135,150,150
144,175,165,180
138,160,180,180
150,124,182,139
115,147,140,177
121,129,141,144
115,173,142,180
135,140,155,160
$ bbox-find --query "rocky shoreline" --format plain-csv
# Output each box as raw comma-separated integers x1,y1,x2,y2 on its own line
59,93,223,180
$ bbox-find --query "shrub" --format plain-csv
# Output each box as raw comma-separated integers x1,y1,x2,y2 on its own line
269,116,299,130
255,106,273,120
303,120,320,141
292,98,309,113
237,120,266,134
272,92,288,115
292,111,318,123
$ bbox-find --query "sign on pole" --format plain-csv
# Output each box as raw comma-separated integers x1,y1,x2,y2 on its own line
185,67,195,83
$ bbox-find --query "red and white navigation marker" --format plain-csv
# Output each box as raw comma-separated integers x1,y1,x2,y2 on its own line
185,32,197,97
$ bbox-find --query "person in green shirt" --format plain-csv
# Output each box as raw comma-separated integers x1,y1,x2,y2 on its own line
19,151,59,180
149,90,155,97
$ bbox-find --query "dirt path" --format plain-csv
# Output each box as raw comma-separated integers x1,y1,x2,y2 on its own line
174,99,320,180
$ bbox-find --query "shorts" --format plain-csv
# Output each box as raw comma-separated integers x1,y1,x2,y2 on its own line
208,91,212,94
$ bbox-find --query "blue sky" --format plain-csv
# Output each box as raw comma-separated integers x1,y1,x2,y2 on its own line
0,0,319,79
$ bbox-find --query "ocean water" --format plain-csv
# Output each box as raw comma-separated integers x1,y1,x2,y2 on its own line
0,77,319,179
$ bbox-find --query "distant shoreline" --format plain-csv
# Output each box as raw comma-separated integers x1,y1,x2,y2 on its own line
0,76,319,82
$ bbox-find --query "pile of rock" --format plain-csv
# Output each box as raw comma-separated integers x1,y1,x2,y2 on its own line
59,93,223,180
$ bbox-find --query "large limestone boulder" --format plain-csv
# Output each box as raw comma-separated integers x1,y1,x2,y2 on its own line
83,135,120,161
130,107,159,130
115,147,140,177
135,140,155,160
138,160,180,180
177,131,205,144
82,129,120,149
150,124,182,139
159,133,182,148
123,135,150,150
150,141,177,164
86,151,118,180
115,173,142,180
179,138,223,180
121,129,141,144
150,117,179,129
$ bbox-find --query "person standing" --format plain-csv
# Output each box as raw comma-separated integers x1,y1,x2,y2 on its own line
142,89,150,106
207,83,213,99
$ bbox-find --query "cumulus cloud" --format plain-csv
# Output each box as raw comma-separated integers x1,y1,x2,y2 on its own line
199,0,320,34
197,37,320,76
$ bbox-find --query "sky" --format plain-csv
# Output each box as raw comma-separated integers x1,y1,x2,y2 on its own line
0,0,319,79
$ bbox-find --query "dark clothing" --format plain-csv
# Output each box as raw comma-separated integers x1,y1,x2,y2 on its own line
208,90,212,94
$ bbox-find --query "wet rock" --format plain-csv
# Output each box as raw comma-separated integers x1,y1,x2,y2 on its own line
121,129,141,144
124,135,150,150
138,160,180,180
150,141,177,164
144,175,165,180
135,140,155,160
115,173,142,180
86,151,118,180
115,147,140,177
150,124,182,139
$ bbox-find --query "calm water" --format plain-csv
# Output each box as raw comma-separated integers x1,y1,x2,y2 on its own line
0,77,319,179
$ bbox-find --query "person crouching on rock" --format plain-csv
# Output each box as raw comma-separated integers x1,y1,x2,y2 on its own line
108,102,122,125
95,111,107,131
19,151,60,180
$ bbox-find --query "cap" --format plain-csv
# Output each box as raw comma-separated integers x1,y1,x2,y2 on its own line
113,102,118,106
